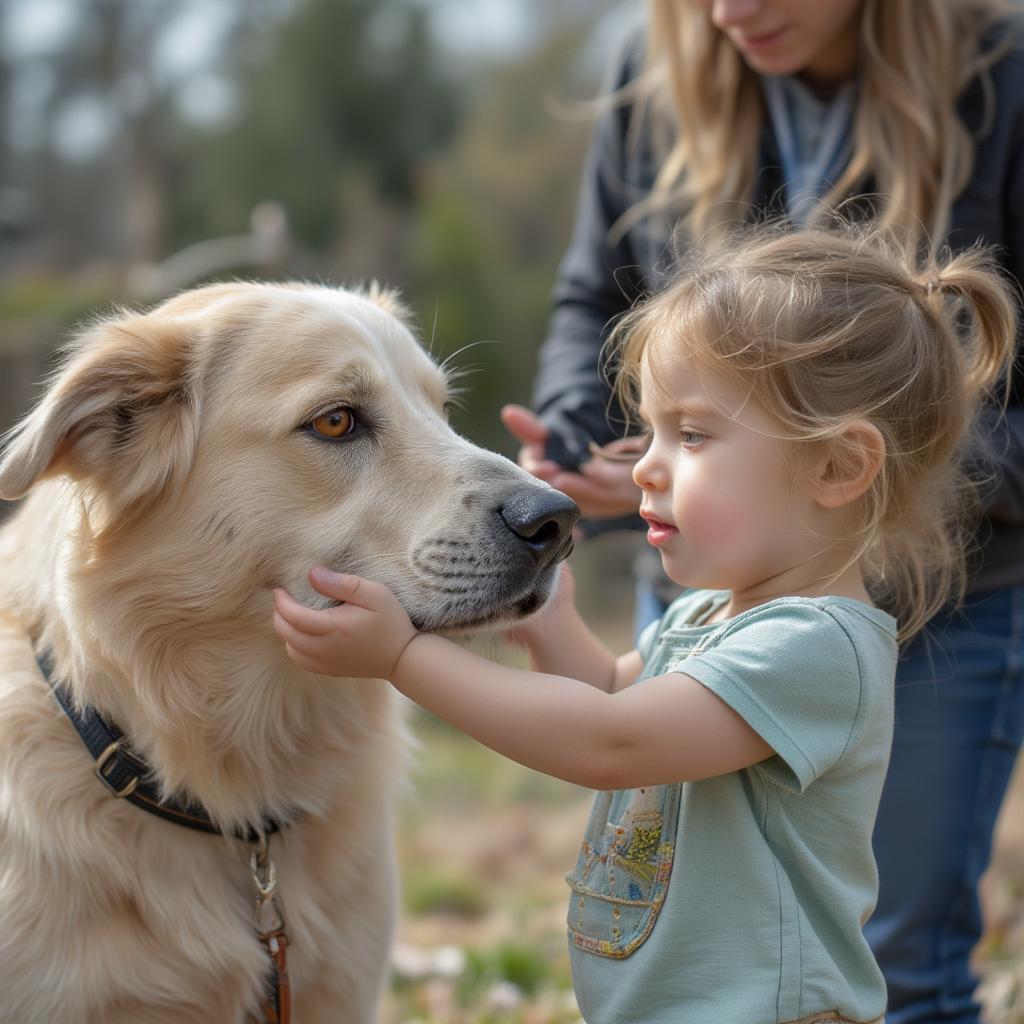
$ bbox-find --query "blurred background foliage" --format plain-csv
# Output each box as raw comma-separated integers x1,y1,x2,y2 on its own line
0,0,625,454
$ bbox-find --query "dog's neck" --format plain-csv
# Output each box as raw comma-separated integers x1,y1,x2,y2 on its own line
53,618,405,831
8,484,406,833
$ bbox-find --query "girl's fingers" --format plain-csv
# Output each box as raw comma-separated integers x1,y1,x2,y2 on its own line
309,566,359,599
284,643,325,674
272,610,323,653
308,568,391,609
272,588,335,636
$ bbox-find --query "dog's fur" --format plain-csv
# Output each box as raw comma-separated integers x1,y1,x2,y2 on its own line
0,282,574,1023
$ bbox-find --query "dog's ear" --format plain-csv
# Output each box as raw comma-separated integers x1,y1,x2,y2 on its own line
0,312,198,506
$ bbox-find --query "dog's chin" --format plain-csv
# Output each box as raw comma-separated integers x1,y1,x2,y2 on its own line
410,582,555,636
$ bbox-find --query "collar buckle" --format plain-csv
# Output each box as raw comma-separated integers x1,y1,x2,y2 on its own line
95,740,140,798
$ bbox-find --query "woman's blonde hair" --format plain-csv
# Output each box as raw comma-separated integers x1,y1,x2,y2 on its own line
613,225,1018,641
629,0,1021,249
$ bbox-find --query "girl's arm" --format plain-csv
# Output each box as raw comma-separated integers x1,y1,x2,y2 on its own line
390,634,770,789
273,571,772,790
506,565,643,693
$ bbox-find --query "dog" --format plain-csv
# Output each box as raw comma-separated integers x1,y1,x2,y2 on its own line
0,281,578,1023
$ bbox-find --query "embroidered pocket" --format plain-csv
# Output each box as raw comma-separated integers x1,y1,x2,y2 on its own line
566,783,681,958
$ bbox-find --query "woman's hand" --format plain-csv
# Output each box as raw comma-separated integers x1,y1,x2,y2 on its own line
501,404,643,520
273,567,417,679
499,403,562,482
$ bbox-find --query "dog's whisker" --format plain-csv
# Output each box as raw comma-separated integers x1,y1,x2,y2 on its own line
443,365,486,391
438,339,498,379
427,299,441,360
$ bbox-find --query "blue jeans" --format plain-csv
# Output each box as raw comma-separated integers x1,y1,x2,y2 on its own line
633,583,1024,1023
866,587,1024,1023
634,580,672,639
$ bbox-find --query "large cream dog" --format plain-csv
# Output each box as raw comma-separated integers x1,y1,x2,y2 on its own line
0,282,577,1023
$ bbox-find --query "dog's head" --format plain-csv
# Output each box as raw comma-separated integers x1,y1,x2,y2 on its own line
0,282,578,634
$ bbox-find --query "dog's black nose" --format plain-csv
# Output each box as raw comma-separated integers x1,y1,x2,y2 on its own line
499,488,579,568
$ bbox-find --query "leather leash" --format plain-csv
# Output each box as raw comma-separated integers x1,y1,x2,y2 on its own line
37,652,293,1023
251,830,291,1024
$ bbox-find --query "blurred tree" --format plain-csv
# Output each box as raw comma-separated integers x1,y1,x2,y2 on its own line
0,0,11,181
0,0,619,453
5,0,223,267
171,0,460,253
409,15,607,453
0,0,459,268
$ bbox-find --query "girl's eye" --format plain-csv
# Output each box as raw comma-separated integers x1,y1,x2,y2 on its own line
309,407,356,439
680,430,706,447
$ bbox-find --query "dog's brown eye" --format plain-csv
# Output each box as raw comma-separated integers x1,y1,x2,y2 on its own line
310,408,355,439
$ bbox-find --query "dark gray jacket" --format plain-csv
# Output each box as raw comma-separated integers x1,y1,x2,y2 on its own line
534,30,1024,591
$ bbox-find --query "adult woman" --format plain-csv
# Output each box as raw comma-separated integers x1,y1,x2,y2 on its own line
502,2,1024,1022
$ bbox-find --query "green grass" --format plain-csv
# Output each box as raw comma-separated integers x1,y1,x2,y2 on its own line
404,865,491,919
388,707,588,1023
404,711,587,814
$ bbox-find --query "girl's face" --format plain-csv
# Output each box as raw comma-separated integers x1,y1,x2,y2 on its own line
632,354,822,595
693,0,864,87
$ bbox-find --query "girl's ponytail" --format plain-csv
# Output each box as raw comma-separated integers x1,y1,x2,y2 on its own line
920,246,1018,402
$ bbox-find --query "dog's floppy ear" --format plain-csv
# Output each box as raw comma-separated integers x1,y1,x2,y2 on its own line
0,312,198,506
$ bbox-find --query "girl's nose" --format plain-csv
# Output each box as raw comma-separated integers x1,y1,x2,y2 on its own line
710,0,764,29
633,448,668,492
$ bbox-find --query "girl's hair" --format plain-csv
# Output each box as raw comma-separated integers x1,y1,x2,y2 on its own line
612,224,1018,642
627,0,1021,249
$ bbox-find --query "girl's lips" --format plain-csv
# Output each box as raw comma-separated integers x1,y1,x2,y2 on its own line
641,514,678,547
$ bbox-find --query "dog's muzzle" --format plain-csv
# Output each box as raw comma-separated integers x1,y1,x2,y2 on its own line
498,487,579,569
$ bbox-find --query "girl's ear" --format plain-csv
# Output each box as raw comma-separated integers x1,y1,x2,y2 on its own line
810,421,885,510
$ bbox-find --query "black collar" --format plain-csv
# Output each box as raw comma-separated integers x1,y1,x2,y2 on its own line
37,651,290,842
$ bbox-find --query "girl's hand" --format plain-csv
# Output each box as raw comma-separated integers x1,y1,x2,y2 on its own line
504,564,578,648
272,567,417,679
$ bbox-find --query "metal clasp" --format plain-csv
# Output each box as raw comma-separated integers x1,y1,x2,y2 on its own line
250,831,285,937
94,740,140,798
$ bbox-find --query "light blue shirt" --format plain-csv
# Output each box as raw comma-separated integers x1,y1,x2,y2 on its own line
567,590,896,1024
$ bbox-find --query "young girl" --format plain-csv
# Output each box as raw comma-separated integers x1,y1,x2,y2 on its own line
272,226,1016,1024
504,7,1024,1018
